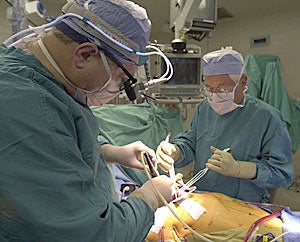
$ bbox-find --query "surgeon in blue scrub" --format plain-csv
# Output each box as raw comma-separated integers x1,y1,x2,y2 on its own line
156,47,293,203
0,1,174,241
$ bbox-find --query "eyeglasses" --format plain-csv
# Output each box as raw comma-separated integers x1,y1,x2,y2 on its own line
201,85,233,97
101,48,138,101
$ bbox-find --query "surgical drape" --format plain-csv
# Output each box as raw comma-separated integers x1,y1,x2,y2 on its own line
245,54,300,152
91,103,183,185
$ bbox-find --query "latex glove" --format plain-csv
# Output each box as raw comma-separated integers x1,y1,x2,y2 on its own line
129,175,173,211
156,141,180,172
101,141,156,170
206,146,257,179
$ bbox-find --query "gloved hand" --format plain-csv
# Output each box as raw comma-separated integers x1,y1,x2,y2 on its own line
101,141,156,170
129,175,173,211
156,141,180,172
206,146,257,179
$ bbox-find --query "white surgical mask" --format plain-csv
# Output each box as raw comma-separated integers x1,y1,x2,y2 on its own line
37,39,121,106
79,79,121,106
207,89,241,115
206,74,245,115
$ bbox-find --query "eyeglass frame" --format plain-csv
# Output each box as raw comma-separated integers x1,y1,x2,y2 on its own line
200,75,235,97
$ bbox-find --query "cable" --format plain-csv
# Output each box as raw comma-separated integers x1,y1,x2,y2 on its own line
2,12,174,95
269,231,294,242
140,151,213,242
2,12,166,60
244,209,284,242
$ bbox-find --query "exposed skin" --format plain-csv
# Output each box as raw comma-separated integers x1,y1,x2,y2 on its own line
26,31,137,99
156,73,249,172
204,73,248,104
25,30,148,170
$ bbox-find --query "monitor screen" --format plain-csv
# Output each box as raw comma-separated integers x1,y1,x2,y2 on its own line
155,44,202,97
161,57,200,85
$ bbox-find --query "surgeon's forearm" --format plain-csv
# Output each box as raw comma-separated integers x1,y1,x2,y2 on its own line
100,144,120,164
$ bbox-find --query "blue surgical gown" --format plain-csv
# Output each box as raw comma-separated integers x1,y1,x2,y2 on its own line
173,95,293,203
0,45,153,241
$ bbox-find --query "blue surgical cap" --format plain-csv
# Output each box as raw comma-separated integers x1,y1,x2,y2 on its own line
57,0,152,66
202,47,244,76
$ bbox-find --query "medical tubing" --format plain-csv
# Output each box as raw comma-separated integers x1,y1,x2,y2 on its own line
4,13,129,52
145,45,173,79
244,209,283,242
140,152,213,242
3,13,73,46
36,38,95,95
3,13,173,88
269,231,293,242
142,45,173,87
7,30,49,48
2,12,166,59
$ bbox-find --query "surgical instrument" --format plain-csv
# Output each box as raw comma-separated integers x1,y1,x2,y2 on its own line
178,147,231,193
143,152,159,178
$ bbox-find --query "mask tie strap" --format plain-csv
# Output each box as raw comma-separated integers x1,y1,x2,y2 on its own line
232,65,245,107
38,38,87,104
37,39,79,90
99,50,112,80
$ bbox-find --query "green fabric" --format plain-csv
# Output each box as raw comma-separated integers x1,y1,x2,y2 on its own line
91,102,183,185
289,100,300,152
172,95,293,203
245,54,281,99
262,61,292,124
245,54,300,152
0,45,154,242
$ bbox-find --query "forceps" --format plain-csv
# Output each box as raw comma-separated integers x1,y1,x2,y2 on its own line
178,147,231,194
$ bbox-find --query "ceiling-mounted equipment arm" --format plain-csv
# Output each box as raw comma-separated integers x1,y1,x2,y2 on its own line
174,0,203,40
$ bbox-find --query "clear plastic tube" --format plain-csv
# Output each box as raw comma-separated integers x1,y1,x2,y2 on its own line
244,209,283,242
3,13,173,87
